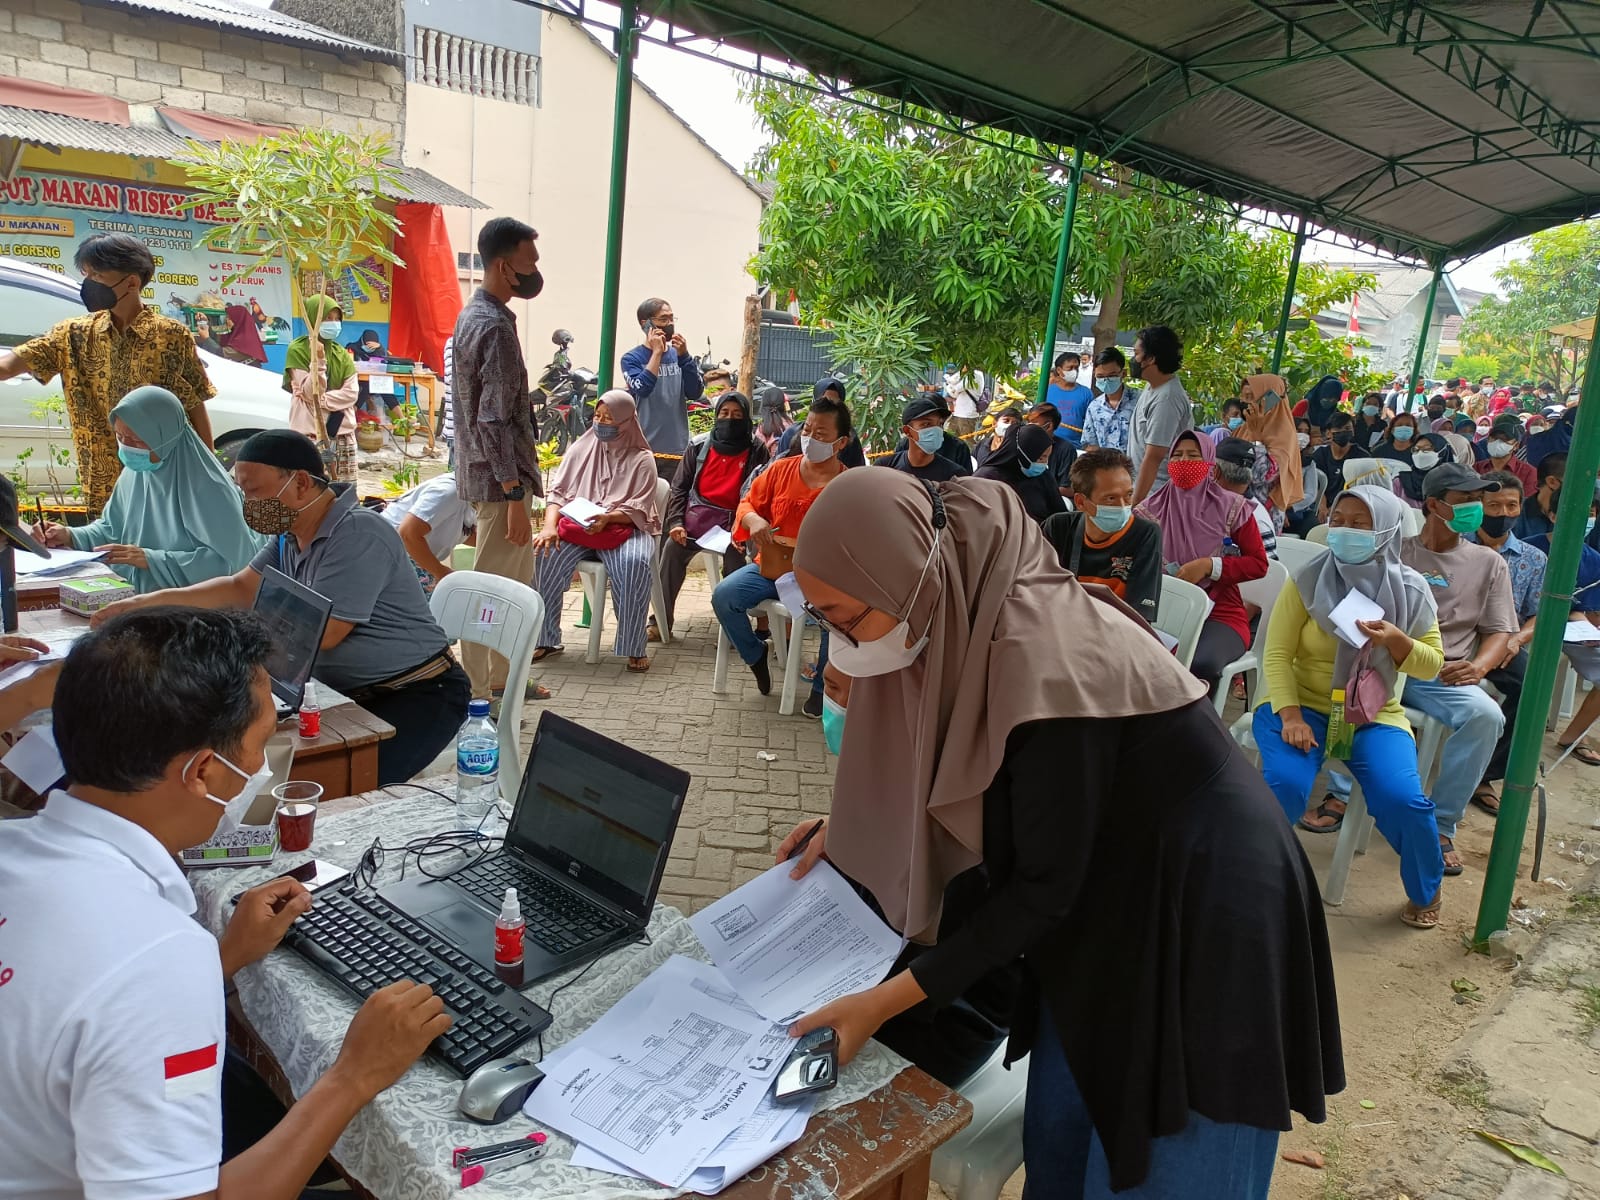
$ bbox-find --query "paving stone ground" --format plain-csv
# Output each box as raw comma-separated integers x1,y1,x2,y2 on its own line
508,570,832,916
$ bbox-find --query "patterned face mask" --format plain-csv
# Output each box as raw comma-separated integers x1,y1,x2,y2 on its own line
243,475,320,535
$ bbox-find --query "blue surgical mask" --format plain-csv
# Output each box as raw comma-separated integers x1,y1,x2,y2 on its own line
1588,517,1598,536
593,423,619,442
914,426,944,454
1227,416,1243,430
821,695,846,755
318,320,342,341
1326,527,1380,565
1392,425,1414,441
1023,461,1050,478
117,444,160,472
1363,405,1380,418
1090,504,1131,534
1095,376,1120,395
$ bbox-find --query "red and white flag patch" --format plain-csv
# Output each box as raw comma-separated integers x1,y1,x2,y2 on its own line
162,1043,220,1100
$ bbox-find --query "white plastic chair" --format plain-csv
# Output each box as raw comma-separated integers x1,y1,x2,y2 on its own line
1305,523,1330,546
575,478,674,663
712,598,811,715
1211,558,1289,716
1274,536,1328,575
430,571,544,802
930,1046,1030,1200
1154,575,1212,669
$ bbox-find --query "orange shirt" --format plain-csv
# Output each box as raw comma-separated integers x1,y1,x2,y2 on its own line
734,456,831,563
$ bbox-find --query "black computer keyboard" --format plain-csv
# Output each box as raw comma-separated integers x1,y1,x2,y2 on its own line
282,888,553,1076
450,856,625,956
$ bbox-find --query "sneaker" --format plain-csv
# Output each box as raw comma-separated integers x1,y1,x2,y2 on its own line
750,658,772,696
802,692,822,719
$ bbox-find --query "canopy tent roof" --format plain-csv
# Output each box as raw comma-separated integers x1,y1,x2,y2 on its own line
639,0,1600,261
1550,317,1596,340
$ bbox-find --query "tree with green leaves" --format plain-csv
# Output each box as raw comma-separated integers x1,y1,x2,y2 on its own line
1459,219,1599,393
181,128,403,432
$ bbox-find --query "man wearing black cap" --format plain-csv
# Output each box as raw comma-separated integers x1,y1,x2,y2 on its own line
1212,439,1277,558
1396,463,1519,877
882,395,970,482
91,429,469,785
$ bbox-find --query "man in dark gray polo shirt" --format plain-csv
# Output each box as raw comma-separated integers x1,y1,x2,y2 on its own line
93,430,469,785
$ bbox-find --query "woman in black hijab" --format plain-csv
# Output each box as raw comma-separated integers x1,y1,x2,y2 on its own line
656,391,770,637
974,423,1067,521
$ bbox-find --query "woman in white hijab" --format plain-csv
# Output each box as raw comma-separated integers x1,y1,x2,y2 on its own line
781,468,1343,1199
1254,484,1447,927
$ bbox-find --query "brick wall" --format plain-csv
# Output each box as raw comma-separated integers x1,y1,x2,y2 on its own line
0,0,405,139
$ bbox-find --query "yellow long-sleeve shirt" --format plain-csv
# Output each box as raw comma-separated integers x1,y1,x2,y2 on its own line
1262,582,1444,731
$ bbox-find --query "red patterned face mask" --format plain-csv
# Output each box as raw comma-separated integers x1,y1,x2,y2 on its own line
1168,459,1211,490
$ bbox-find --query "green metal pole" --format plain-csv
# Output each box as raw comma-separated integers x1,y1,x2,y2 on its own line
1268,217,1308,375
595,0,637,394
1475,289,1600,947
1405,263,1442,413
1035,145,1084,408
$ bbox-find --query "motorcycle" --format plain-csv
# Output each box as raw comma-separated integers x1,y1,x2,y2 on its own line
529,328,598,454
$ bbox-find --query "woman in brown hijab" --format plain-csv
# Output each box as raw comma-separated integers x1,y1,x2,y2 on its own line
783,468,1342,1198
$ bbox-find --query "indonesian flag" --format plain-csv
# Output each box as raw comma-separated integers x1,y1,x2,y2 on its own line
163,1043,220,1100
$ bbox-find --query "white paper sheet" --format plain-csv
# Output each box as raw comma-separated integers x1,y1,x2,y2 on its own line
773,572,808,621
570,1092,814,1194
1328,589,1384,648
368,374,396,395
1563,619,1600,644
525,956,790,1189
689,859,903,1025
1155,628,1180,655
14,548,106,576
2,726,63,792
696,525,733,554
559,497,606,527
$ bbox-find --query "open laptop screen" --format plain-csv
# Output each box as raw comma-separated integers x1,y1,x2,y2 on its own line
251,567,333,712
509,712,688,919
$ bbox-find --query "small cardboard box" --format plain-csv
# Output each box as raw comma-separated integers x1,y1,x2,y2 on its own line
179,732,298,869
59,576,134,616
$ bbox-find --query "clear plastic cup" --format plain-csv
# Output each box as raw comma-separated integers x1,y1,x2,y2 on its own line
273,781,323,852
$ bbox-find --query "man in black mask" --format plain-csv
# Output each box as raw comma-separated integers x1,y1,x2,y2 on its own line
1310,410,1371,516
622,296,705,479
0,233,215,514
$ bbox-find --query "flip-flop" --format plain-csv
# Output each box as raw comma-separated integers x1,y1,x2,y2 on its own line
1469,787,1501,817
1400,891,1443,929
532,645,564,664
1298,796,1347,834
627,657,651,673
1440,836,1464,877
1558,741,1600,767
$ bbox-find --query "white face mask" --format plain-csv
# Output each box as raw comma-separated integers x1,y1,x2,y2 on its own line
188,749,273,836
1411,450,1440,471
827,527,941,679
1059,369,1079,385
801,434,837,463
1487,439,1514,459
994,419,1013,436
1296,432,1310,449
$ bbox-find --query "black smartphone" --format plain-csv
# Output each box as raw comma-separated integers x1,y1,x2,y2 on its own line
773,1027,839,1104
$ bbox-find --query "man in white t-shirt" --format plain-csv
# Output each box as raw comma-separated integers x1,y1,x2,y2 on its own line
1125,324,1194,503
942,365,987,437
0,608,448,1200
382,471,478,591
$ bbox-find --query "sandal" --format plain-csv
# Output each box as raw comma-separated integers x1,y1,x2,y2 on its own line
646,619,662,644
1440,836,1464,877
1469,786,1501,817
531,645,564,664
627,657,651,673
491,681,552,703
1299,795,1347,834
1558,740,1600,766
1400,891,1443,929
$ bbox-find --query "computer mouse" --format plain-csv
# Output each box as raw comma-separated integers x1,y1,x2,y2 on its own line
458,1057,546,1124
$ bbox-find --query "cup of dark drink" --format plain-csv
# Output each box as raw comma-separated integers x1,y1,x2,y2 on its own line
273,782,323,852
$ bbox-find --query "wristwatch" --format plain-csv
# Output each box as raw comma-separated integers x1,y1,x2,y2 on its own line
501,485,526,502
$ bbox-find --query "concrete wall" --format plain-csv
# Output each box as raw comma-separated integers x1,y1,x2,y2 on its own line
0,0,405,138
403,11,762,371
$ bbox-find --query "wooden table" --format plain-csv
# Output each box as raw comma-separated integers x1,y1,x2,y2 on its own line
355,364,440,451
224,783,972,1200
16,607,395,800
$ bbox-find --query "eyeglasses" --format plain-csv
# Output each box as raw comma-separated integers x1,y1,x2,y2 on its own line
802,600,871,648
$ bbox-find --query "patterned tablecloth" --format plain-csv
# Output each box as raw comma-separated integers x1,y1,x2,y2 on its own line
189,789,908,1200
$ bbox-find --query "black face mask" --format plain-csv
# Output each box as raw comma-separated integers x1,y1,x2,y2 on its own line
1427,409,1445,421
80,276,123,313
646,322,676,340
1479,513,1514,538
510,267,543,300
1331,431,1354,446
710,416,752,453
1128,355,1145,381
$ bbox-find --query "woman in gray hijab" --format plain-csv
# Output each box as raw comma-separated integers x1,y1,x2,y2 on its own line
1253,484,1447,927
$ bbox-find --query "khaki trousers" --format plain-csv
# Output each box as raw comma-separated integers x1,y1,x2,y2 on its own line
463,496,536,699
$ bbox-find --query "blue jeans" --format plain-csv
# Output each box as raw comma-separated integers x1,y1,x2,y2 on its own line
1023,1006,1278,1200
1400,677,1504,838
710,563,826,695
1254,706,1443,906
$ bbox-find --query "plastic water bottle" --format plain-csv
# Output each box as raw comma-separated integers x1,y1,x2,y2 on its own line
456,699,498,831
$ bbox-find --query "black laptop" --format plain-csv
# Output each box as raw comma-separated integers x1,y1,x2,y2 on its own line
380,711,689,982
251,567,333,718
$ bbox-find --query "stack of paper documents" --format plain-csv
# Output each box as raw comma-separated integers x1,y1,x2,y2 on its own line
14,549,107,577
525,861,903,1193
